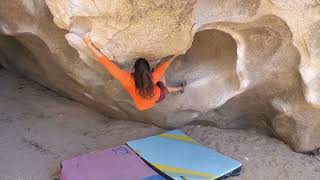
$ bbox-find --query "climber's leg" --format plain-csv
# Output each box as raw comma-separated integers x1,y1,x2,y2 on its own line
160,76,185,93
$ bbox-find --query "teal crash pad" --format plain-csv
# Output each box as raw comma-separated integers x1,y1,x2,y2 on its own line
127,130,242,180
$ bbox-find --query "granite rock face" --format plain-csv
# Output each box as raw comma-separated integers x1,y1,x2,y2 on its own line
0,0,319,152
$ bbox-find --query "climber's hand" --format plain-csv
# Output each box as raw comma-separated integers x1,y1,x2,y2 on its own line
82,33,105,59
83,33,92,46
167,54,178,62
172,54,179,59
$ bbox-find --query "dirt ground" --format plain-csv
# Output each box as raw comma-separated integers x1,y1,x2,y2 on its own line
0,69,319,180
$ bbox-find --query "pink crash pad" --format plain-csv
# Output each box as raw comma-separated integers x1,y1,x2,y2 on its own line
60,145,163,180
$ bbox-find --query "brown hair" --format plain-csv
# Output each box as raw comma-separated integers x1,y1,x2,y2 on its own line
133,58,154,99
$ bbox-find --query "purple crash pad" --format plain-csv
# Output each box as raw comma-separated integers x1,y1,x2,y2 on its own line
60,145,163,180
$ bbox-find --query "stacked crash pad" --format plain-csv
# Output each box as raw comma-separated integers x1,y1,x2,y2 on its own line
59,145,165,180
60,130,242,180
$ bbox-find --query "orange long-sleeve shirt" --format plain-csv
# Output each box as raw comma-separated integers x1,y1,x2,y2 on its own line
97,55,173,111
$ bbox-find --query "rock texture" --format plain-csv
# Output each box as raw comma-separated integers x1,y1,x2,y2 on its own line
0,0,319,152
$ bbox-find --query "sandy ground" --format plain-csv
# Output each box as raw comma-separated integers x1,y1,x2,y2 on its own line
0,69,163,180
184,126,320,180
0,69,319,180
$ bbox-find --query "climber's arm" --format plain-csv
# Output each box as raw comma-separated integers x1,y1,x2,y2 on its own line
84,34,130,86
153,55,177,82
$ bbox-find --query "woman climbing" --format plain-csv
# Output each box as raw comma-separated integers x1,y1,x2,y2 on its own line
83,33,186,111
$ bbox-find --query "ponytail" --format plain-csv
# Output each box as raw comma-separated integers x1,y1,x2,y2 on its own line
133,58,154,99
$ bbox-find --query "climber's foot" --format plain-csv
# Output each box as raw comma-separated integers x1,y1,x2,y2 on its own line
178,80,187,93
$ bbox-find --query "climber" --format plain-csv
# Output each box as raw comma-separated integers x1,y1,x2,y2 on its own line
83,33,186,111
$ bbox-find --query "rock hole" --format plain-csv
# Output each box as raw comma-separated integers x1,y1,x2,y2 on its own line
167,29,240,110
0,34,46,80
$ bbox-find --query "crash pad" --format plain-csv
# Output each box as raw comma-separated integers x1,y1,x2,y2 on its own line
127,130,242,180
60,145,165,180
